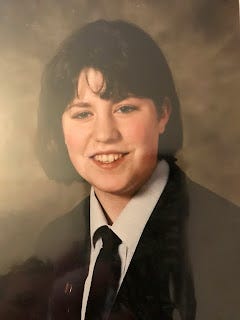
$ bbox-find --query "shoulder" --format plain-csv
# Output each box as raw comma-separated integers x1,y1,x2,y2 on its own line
35,196,90,262
187,178,239,214
184,179,240,318
186,178,240,238
185,177,240,263
184,176,240,252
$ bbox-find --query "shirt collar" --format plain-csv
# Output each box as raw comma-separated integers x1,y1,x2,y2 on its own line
90,188,108,247
90,159,169,250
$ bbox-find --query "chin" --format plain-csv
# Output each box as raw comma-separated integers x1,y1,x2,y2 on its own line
91,179,131,196
94,184,126,195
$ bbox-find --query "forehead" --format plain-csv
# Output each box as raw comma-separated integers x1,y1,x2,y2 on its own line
75,67,138,104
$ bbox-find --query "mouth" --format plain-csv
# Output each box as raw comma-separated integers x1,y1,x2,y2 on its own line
90,152,128,164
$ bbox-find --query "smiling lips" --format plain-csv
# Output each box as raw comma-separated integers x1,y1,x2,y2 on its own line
91,153,127,164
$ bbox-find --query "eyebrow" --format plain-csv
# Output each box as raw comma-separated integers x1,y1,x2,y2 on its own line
67,95,140,110
67,101,91,109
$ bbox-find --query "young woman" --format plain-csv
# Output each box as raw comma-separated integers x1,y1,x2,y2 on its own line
36,20,239,320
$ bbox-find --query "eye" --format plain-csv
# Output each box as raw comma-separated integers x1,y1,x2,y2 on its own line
72,111,93,119
116,105,138,114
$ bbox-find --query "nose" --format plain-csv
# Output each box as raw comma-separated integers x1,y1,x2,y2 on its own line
93,113,121,143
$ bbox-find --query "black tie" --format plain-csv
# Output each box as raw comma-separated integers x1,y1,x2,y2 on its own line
85,226,122,320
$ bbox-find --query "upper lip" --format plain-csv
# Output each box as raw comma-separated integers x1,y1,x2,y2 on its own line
89,151,129,158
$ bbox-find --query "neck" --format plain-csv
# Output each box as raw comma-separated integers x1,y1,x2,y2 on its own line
94,190,133,224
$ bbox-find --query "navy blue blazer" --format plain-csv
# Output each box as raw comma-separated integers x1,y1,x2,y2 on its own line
36,163,240,320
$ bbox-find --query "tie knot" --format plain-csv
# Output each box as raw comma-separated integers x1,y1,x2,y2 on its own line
93,226,121,251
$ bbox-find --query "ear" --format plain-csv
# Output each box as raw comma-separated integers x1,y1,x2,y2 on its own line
158,97,171,134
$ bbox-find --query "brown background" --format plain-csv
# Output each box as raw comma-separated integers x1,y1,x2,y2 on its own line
0,0,239,272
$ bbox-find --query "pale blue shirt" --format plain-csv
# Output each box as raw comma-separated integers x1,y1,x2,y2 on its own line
81,159,169,320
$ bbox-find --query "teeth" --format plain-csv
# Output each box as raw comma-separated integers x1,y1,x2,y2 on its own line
94,154,123,163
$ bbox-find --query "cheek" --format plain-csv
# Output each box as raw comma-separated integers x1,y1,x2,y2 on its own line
122,120,159,148
63,127,84,153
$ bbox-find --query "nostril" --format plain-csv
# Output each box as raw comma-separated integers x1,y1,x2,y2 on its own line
94,126,121,143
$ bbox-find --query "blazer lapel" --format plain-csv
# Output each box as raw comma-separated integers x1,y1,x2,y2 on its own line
112,163,195,320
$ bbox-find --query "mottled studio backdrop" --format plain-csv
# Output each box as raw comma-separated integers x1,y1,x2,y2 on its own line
0,0,239,272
